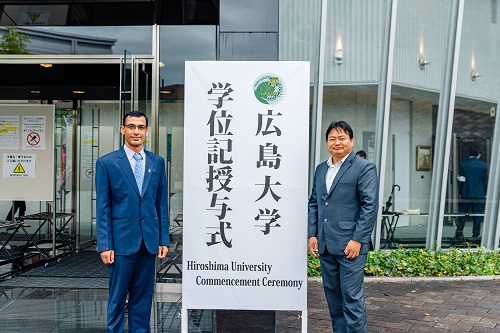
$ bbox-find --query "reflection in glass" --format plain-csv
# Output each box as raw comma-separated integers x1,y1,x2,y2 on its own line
158,25,216,219
12,26,153,55
446,102,493,245
445,0,498,247
382,88,440,249
382,0,450,249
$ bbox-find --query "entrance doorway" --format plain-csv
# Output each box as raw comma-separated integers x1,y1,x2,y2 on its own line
0,57,153,251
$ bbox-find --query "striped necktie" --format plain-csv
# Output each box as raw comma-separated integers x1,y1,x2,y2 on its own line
133,153,144,195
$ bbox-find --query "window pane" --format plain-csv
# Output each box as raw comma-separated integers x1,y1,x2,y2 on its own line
445,0,498,247
383,0,452,249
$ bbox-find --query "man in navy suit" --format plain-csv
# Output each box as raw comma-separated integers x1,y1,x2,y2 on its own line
308,121,379,333
96,110,169,333
455,143,488,238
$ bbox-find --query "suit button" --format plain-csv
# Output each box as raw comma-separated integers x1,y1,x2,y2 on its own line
141,218,145,222
324,219,328,222
325,202,328,206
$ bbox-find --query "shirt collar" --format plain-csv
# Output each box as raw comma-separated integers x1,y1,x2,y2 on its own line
123,145,144,160
327,151,351,167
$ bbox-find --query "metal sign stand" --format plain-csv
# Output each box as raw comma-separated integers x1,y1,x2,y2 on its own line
180,308,308,332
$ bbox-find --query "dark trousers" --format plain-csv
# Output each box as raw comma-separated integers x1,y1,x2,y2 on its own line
456,199,485,237
319,249,368,333
5,201,26,221
107,242,156,333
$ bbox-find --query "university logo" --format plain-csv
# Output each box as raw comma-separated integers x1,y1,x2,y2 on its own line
253,74,286,105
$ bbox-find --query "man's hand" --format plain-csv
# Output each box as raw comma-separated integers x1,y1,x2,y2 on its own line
157,246,169,259
100,250,114,265
308,237,319,258
344,240,361,259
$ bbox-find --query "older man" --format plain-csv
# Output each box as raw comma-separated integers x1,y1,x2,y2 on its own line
308,121,379,332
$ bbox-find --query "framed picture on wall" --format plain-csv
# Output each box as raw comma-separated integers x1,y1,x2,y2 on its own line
416,145,432,171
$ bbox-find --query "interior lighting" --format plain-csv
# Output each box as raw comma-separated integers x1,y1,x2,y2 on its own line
72,90,85,94
40,63,53,68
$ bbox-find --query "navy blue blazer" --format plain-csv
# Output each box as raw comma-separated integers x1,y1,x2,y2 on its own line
458,157,488,199
308,151,379,256
96,146,170,255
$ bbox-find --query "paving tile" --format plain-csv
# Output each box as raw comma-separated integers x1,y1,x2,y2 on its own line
0,277,499,332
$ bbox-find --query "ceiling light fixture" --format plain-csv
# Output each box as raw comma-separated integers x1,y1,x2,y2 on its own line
72,90,85,94
40,63,53,68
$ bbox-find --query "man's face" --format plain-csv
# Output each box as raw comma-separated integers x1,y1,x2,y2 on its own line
121,116,148,152
326,128,354,162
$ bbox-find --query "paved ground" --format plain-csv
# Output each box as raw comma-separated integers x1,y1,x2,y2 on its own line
297,277,500,333
0,276,499,332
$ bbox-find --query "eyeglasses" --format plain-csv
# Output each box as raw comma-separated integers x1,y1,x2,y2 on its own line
124,124,147,131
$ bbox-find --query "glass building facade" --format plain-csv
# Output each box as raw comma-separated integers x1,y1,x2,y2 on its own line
0,0,499,311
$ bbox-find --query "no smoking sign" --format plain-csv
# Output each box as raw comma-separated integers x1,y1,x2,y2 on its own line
27,132,41,146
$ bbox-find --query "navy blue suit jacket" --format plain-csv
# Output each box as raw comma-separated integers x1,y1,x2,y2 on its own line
308,151,379,256
458,157,487,199
96,146,170,255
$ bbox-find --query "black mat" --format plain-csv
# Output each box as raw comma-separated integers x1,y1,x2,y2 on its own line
21,250,108,278
0,250,109,289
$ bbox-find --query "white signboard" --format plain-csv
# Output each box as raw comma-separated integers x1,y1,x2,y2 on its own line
0,104,54,201
183,61,310,311
22,115,46,150
3,153,36,178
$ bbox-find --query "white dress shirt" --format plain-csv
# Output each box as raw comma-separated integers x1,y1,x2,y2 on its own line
325,152,351,192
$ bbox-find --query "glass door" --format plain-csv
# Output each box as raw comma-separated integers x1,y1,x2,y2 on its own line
78,103,101,248
121,51,152,147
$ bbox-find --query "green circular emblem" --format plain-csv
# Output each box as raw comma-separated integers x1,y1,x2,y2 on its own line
253,74,286,105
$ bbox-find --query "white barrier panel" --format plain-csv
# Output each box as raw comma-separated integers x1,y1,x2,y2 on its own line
183,61,309,311
0,104,54,201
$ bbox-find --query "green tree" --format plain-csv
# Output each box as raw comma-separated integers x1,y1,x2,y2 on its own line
0,26,30,54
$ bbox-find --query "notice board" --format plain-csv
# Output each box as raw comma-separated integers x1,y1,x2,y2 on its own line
0,104,55,201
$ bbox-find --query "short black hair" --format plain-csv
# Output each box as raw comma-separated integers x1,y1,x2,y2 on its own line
469,143,481,156
356,150,367,158
123,110,148,127
325,121,354,141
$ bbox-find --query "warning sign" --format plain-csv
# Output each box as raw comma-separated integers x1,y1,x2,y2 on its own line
14,163,25,173
22,116,46,150
3,153,36,178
